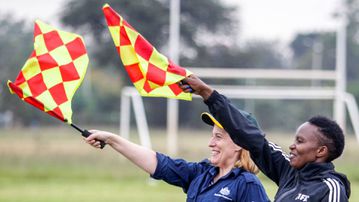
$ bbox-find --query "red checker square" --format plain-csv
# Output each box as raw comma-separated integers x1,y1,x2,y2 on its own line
65,38,87,60
120,26,131,46
37,53,58,71
47,107,65,121
146,63,166,86
104,7,121,26
167,61,186,76
34,23,42,37
59,63,80,81
43,31,64,51
134,35,153,60
143,81,153,93
116,46,120,54
168,83,183,96
125,63,144,83
49,83,68,105
27,73,48,97
8,82,24,99
24,97,45,111
29,50,36,59
14,71,26,86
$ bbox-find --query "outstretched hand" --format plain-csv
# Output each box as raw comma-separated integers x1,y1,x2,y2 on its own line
85,130,114,149
178,74,214,100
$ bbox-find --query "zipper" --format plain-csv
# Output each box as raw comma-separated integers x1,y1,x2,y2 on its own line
275,177,300,202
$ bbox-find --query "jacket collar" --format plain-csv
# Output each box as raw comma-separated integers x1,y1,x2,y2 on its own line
297,162,334,180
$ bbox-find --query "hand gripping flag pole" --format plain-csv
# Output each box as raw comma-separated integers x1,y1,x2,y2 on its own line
103,4,193,100
7,20,105,149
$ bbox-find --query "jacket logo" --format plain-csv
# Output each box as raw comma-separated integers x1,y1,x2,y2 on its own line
219,187,230,195
214,187,232,201
295,193,310,201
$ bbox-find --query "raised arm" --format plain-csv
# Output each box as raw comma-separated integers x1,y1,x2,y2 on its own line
85,130,157,175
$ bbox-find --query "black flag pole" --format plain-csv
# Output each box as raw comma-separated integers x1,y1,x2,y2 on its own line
70,122,106,149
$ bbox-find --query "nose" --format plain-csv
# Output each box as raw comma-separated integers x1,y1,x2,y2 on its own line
208,136,215,147
289,143,295,150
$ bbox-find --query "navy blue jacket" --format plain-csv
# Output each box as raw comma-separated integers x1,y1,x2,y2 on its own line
205,90,351,202
151,152,270,202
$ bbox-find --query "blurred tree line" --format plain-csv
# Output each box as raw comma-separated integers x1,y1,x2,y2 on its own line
1,0,358,132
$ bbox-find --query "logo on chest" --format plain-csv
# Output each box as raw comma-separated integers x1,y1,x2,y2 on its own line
214,187,232,201
295,193,310,201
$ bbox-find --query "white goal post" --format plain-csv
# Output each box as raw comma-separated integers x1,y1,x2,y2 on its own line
120,67,359,155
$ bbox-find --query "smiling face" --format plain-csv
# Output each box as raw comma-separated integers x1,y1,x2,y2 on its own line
289,122,327,169
208,126,241,168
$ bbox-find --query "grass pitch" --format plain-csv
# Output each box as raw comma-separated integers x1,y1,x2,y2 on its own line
0,126,357,201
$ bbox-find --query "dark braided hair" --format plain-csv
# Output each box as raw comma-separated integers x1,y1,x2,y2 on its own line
308,116,345,162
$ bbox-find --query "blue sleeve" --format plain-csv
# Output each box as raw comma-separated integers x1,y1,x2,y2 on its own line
205,90,292,185
238,173,270,202
150,152,209,193
241,182,270,202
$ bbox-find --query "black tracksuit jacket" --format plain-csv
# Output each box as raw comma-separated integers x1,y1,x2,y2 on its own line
204,90,351,202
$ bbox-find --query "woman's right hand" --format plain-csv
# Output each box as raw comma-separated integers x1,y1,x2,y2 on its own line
85,130,115,149
179,74,214,100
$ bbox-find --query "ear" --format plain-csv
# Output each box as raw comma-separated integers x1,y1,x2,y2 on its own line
235,146,242,152
316,145,329,159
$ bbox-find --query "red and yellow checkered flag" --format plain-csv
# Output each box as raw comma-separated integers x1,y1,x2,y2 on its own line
7,20,89,124
103,4,192,101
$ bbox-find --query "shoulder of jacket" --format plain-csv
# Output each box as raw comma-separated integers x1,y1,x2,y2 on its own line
240,171,261,184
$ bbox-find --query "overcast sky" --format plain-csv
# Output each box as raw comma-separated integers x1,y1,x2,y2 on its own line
0,0,343,44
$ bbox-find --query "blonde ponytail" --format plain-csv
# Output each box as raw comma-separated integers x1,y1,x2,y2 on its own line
234,149,259,174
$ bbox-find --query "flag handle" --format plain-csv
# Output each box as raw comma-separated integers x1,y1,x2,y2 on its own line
179,80,194,93
70,123,106,149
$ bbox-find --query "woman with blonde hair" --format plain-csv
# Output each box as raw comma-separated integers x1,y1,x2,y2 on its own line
85,112,269,202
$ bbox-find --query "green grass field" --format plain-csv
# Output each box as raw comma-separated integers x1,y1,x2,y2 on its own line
0,126,358,201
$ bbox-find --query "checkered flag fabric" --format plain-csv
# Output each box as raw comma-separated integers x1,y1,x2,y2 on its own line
103,4,192,101
7,20,89,123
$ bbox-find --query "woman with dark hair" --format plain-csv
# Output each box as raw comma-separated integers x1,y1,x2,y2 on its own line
85,112,269,201
179,74,351,202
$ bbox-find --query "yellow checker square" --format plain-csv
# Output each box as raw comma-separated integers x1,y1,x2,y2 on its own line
63,80,80,100
109,26,120,46
125,26,139,45
138,56,149,73
133,79,145,91
49,45,73,66
148,80,160,89
72,55,89,76
36,90,58,111
42,67,63,89
22,58,42,80
18,81,32,98
148,49,169,71
144,86,173,98
34,35,49,56
58,30,78,44
120,45,139,65
37,20,55,34
164,71,185,86
58,101,72,123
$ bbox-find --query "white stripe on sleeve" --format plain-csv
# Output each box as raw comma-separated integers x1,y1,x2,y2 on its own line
323,178,340,202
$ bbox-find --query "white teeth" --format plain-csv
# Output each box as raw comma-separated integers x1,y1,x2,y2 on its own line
289,154,294,158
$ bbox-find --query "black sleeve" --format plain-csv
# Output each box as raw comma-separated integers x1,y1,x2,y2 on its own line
204,90,292,184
